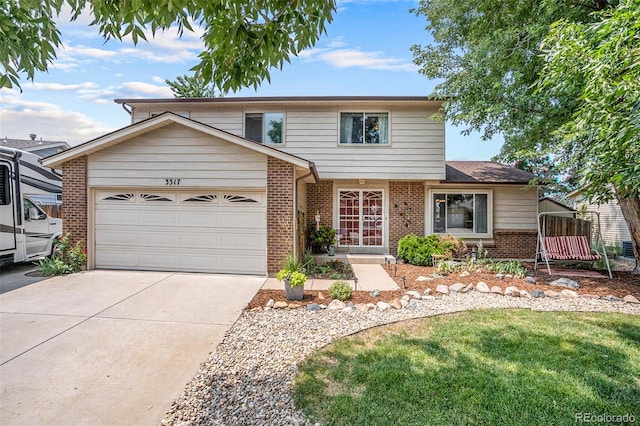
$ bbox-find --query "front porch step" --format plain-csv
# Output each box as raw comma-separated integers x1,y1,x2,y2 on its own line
314,253,396,265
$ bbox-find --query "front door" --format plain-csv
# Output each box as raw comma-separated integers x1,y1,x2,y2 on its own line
338,190,384,248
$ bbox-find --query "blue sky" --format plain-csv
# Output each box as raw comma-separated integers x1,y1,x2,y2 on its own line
0,0,504,160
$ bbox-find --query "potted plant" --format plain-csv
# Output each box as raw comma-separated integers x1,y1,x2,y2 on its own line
277,254,308,301
309,225,337,255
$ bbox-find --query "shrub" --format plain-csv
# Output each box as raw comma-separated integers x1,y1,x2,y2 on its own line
486,260,528,278
36,256,72,276
277,270,308,287
309,225,337,254
36,232,86,276
397,234,463,266
328,280,352,301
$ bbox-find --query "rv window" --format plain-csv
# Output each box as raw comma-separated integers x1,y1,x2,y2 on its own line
0,165,9,205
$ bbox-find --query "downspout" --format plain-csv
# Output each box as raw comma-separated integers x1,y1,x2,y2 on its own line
294,169,315,260
120,103,132,122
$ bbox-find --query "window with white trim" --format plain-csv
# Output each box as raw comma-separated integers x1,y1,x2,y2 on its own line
430,191,491,236
339,112,389,144
245,112,284,144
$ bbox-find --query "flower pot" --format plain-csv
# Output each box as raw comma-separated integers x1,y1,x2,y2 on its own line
327,245,336,256
284,280,304,301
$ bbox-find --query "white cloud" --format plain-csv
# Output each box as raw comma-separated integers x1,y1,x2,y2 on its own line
31,82,98,91
67,45,119,59
118,82,173,98
301,47,416,72
0,95,115,145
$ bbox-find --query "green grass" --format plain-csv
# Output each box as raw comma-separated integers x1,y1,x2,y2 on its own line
294,309,640,426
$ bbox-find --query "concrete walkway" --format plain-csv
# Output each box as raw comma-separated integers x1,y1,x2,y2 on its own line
0,270,265,426
262,263,399,291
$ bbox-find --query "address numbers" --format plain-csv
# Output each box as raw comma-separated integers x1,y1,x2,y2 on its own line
165,178,181,186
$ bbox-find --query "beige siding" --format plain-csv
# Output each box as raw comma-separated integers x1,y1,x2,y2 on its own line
538,199,574,215
493,186,538,230
281,107,444,180
87,124,267,188
579,200,631,246
131,104,446,180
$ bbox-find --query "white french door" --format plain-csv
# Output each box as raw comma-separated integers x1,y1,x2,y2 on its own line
338,190,384,247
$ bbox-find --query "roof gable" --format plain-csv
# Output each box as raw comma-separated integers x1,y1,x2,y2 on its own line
41,112,317,177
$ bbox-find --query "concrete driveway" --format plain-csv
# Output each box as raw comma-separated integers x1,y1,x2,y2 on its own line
0,270,265,425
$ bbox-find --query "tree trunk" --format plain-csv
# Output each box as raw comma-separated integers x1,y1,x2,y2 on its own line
616,191,640,274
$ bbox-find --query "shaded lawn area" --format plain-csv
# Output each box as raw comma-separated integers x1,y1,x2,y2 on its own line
294,309,640,426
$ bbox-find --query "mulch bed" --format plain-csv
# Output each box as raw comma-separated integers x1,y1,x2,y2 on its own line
246,263,640,310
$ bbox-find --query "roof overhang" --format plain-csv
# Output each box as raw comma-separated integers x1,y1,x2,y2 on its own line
41,112,318,181
114,96,446,110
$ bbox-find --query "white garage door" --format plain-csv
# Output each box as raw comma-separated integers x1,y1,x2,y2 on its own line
94,190,267,275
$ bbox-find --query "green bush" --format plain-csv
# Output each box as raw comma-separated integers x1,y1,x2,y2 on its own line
309,225,337,254
397,234,460,266
36,256,72,275
328,280,352,301
36,232,86,276
486,260,528,278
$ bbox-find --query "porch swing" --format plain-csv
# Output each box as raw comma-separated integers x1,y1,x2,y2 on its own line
535,211,612,279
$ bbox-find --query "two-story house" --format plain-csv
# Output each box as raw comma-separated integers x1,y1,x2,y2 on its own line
42,96,538,276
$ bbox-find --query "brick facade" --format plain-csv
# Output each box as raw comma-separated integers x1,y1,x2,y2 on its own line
481,230,538,260
267,157,295,274
389,182,425,256
61,157,88,251
306,180,333,230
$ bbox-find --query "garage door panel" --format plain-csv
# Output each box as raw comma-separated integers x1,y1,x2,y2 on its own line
97,249,265,275
94,189,267,275
96,228,265,249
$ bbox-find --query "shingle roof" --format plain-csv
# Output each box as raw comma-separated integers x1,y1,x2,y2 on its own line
444,161,534,184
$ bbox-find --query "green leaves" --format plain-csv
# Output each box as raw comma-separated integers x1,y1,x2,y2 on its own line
536,0,640,202
165,73,220,98
1,0,336,91
1,0,65,90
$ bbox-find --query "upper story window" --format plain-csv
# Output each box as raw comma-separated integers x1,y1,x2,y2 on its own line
245,112,284,144
340,112,389,145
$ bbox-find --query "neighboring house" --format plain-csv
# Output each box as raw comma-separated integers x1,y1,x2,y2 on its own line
42,96,538,276
568,190,632,249
1,135,70,158
538,197,575,216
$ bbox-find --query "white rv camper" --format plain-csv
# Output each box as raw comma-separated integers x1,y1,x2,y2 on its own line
0,147,63,265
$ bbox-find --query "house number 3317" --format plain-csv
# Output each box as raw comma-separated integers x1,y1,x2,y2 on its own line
165,178,181,186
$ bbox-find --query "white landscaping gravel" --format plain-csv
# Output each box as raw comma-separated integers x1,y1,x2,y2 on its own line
162,292,639,426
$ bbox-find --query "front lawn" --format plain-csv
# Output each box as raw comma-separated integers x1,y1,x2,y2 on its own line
294,309,640,426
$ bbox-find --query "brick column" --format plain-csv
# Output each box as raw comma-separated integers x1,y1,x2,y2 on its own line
267,157,295,274
306,180,333,229
389,182,425,256
61,156,88,251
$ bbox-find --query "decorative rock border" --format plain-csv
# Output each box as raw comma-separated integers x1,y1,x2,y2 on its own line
255,281,640,314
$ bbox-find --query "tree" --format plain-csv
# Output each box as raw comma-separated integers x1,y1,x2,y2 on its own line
513,156,577,202
166,74,221,98
1,0,336,92
411,0,612,151
411,0,640,274
536,0,640,271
